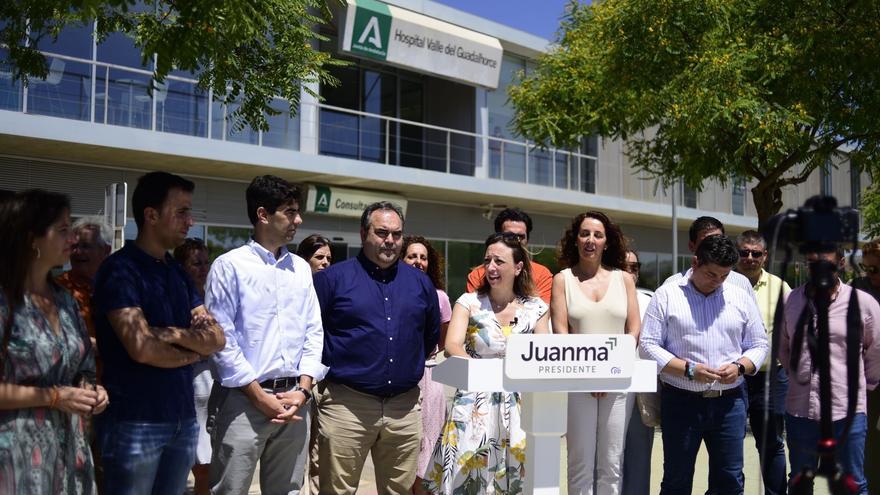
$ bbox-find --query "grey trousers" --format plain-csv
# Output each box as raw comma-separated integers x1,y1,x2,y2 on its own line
208,385,308,495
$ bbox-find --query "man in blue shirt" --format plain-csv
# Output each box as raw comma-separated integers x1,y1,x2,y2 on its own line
94,171,225,495
313,201,441,494
205,175,327,494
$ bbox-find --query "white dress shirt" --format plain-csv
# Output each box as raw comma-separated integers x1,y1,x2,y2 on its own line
206,239,328,388
640,274,768,392
664,267,755,296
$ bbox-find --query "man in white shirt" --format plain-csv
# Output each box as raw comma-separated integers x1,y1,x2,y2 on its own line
663,216,754,294
205,175,327,494
641,235,769,494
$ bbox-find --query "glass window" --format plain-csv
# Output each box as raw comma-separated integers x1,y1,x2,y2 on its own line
681,182,697,208
638,251,659,290
446,240,485,299
262,97,300,150
320,65,360,159
657,253,674,287
27,56,92,121
0,48,22,111
159,79,208,137
531,246,560,275
820,159,833,196
851,161,862,206
206,226,252,262
97,31,150,69
35,21,94,60
732,178,746,215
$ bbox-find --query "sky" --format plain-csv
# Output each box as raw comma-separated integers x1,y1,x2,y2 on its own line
431,0,573,41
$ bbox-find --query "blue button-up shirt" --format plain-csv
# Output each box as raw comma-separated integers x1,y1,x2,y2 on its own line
206,240,328,388
314,251,440,397
640,274,769,392
94,242,202,422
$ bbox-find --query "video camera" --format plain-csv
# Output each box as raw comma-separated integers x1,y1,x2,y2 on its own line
762,195,862,495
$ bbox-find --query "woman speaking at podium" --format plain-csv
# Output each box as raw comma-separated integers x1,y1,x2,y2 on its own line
551,211,640,495
423,232,549,494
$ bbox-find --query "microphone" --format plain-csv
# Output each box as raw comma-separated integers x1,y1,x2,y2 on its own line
510,317,518,327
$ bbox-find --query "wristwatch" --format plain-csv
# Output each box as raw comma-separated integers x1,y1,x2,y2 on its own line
685,361,696,381
293,385,312,404
734,362,746,377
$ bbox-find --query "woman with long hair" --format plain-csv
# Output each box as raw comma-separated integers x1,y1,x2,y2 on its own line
552,211,640,495
0,189,109,494
296,234,333,273
401,235,452,495
173,238,211,495
424,233,549,494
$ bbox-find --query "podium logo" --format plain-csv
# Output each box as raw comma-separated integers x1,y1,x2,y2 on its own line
520,341,609,362
351,0,391,60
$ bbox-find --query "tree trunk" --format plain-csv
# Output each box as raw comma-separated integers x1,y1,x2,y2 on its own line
751,179,785,231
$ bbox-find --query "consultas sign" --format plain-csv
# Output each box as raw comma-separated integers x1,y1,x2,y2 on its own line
340,0,503,89
504,334,636,380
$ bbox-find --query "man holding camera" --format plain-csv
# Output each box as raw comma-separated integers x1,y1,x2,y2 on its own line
779,247,880,494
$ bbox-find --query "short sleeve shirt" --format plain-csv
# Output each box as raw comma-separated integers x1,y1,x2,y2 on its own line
93,243,202,422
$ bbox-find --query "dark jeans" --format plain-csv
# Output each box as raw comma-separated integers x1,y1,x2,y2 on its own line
622,400,655,495
785,413,867,495
659,385,747,495
100,418,198,495
745,368,788,495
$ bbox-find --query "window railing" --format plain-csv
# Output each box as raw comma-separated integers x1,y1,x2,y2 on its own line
1,49,598,191
308,101,598,191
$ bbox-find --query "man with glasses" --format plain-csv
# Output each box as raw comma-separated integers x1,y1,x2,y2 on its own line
466,207,553,304
850,239,880,494
735,230,791,495
313,201,440,494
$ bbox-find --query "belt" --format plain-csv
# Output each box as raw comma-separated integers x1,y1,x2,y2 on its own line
259,376,298,391
663,382,741,399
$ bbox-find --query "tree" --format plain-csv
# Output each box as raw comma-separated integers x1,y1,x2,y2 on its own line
510,0,880,227
1,0,343,131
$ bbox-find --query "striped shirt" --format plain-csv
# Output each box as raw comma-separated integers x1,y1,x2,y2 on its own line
640,273,769,392
664,267,756,297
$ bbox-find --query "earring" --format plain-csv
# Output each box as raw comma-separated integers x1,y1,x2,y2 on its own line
34,247,41,259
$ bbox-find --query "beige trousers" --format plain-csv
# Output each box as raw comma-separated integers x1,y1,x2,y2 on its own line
315,380,421,495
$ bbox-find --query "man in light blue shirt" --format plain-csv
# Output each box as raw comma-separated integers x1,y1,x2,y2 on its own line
641,235,768,494
205,175,327,494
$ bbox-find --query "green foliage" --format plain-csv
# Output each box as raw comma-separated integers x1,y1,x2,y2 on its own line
1,0,344,131
510,0,880,225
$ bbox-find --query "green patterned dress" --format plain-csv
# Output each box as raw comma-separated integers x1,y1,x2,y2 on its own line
423,292,548,494
0,285,96,494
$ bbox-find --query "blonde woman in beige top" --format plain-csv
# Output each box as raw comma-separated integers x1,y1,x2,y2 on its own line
551,211,640,495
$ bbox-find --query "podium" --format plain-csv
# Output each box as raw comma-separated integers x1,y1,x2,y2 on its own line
432,334,657,494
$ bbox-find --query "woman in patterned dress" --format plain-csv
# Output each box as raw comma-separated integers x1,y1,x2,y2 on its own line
0,190,109,494
401,236,453,495
424,233,549,494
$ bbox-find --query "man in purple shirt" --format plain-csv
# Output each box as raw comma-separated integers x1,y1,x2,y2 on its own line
313,201,440,494
780,247,880,494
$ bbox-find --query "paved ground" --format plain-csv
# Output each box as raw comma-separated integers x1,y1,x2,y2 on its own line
194,428,832,494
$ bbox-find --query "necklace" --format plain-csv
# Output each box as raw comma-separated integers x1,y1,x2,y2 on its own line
490,298,515,312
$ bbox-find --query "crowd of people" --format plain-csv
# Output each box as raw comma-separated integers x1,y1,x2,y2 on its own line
1,172,879,495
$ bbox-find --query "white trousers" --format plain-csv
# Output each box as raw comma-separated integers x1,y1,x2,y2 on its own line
566,392,633,495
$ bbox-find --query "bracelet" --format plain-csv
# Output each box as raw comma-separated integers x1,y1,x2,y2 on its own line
48,387,60,409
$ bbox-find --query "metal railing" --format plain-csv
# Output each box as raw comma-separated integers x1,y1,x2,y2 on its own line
308,101,598,190
1,49,598,191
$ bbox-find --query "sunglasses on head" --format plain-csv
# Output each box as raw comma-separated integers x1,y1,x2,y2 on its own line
859,263,880,275
738,249,765,259
491,231,526,242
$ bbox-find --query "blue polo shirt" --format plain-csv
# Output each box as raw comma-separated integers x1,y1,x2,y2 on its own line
314,251,440,397
94,242,202,422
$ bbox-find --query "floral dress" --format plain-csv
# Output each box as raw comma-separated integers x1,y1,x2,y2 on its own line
0,285,97,494
424,292,548,494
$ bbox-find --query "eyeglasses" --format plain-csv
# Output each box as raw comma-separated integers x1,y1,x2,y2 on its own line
738,249,765,259
859,263,880,275
373,229,403,241
625,262,641,272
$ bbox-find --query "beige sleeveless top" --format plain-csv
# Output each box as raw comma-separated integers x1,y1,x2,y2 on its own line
562,268,627,334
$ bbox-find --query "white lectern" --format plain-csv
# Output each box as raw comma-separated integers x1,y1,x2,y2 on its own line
432,334,657,494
